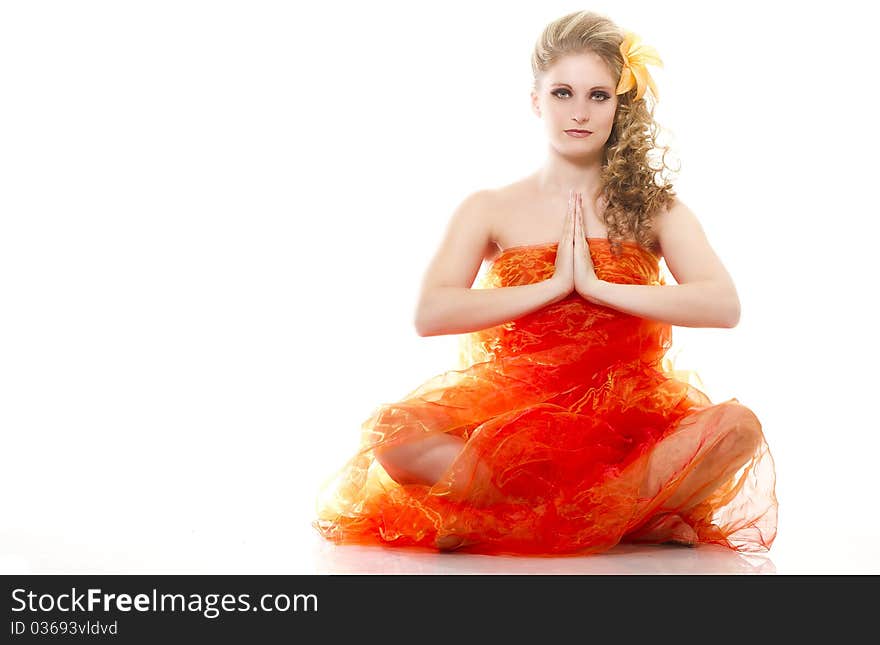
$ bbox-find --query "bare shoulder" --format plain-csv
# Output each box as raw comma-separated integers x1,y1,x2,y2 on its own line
452,174,542,259
480,177,535,256
416,188,496,296
489,176,533,209
458,182,522,260
652,195,705,252
452,187,498,258
653,195,734,285
652,196,686,242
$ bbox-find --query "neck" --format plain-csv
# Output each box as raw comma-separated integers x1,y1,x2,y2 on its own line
534,147,605,201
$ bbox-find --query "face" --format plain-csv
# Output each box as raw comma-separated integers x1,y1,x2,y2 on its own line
531,51,619,157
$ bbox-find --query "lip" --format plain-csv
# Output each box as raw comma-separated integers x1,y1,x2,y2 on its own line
565,130,593,138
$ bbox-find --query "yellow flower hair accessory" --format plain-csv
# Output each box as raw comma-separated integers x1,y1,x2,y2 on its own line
615,31,663,102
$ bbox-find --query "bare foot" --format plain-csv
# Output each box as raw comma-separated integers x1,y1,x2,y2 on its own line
625,512,698,547
435,534,469,552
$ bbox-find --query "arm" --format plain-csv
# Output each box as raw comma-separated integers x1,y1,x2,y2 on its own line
414,191,569,337
586,198,741,328
418,280,568,337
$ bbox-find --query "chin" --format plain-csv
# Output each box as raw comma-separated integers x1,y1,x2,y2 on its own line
560,138,600,149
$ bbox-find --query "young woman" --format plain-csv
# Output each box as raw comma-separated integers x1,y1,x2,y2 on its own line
313,10,777,555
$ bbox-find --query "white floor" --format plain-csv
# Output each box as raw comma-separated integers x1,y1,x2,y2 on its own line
1,519,877,576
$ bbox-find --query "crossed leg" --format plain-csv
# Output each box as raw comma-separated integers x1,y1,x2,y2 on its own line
625,400,763,545
375,401,764,550
374,432,505,551
373,432,502,501
373,432,467,488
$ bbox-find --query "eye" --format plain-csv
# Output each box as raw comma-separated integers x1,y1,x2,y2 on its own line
551,89,611,102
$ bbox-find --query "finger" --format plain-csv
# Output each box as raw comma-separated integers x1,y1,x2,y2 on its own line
579,196,594,267
564,190,574,243
577,195,589,260
577,194,582,237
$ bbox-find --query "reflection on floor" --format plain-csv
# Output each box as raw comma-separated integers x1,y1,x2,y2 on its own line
313,540,778,575
311,530,880,575
1,528,877,575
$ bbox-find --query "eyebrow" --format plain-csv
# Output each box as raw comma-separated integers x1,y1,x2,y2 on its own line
549,82,613,91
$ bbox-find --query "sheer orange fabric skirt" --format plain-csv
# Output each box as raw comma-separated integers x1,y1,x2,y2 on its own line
313,240,778,555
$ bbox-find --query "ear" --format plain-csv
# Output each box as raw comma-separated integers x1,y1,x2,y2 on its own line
530,90,541,117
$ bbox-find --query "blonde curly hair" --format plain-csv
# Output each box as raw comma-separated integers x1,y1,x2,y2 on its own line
531,10,679,256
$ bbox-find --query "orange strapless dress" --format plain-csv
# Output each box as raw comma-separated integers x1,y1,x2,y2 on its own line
313,239,778,555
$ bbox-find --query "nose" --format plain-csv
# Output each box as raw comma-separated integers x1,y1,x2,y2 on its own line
570,97,595,124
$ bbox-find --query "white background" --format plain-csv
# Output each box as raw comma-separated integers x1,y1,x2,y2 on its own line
1,0,877,573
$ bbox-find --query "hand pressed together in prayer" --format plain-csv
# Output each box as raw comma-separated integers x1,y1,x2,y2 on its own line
571,190,603,303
